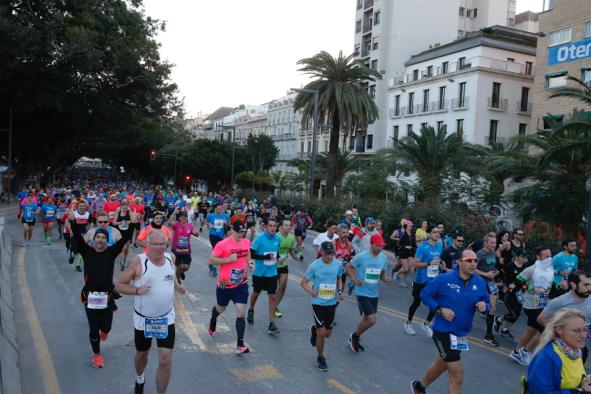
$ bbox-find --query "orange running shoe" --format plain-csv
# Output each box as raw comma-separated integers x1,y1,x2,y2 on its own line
92,354,104,368
99,331,108,342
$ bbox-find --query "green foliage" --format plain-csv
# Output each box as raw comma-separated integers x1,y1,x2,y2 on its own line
244,134,278,173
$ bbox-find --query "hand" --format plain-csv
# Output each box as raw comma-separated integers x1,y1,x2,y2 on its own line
178,285,186,294
488,271,498,279
476,301,487,313
309,289,318,298
533,287,546,295
354,279,364,286
430,259,441,266
136,284,151,295
227,253,237,262
440,307,455,321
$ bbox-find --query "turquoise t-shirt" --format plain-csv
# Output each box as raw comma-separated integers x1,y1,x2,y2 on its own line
414,241,443,284
252,233,282,277
352,251,388,298
304,258,343,306
552,252,579,285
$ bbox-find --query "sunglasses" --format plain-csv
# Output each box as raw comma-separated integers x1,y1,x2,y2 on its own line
239,229,247,233
462,258,478,263
456,239,464,243
97,220,109,224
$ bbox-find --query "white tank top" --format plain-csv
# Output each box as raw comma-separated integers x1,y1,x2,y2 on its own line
133,253,176,330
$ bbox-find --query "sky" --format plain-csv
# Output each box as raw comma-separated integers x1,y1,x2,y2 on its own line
142,0,545,117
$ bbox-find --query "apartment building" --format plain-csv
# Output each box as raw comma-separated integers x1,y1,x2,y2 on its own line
531,0,591,131
235,105,268,145
388,26,536,145
353,0,516,152
266,94,303,174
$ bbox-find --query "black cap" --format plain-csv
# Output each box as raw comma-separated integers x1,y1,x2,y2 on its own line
320,241,335,254
94,228,109,240
233,220,246,232
514,249,528,258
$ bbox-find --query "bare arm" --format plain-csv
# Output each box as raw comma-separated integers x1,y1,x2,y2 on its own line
116,256,148,295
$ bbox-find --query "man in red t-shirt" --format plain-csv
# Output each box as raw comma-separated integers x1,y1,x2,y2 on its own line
103,194,121,223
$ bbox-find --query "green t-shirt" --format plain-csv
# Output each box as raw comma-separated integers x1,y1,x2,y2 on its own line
277,233,295,268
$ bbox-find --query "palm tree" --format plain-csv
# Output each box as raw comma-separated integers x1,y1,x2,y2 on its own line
548,76,591,106
293,51,381,198
385,125,467,208
315,150,359,189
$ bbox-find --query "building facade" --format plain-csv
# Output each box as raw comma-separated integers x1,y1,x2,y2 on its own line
184,114,209,140
266,94,302,174
531,0,591,131
388,26,536,145
353,0,517,152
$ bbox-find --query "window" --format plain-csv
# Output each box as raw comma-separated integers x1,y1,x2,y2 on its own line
394,95,401,116
459,6,465,16
407,124,413,134
393,125,399,141
438,86,446,110
357,0,362,9
456,119,464,138
489,120,498,145
546,72,568,88
355,20,361,33
408,92,415,114
519,123,527,135
369,85,376,99
520,87,530,111
324,140,329,152
459,57,466,69
442,61,449,75
354,44,360,55
473,8,477,17
421,122,428,129
301,142,305,152
349,136,355,150
507,57,515,62
437,121,445,131
374,10,380,25
458,82,467,107
548,28,572,47
367,134,373,149
307,141,311,152
582,68,591,83
491,82,501,107
467,9,472,17
422,89,429,112
371,59,378,70
372,37,379,50
525,61,534,76
543,114,564,130
458,30,464,38
413,69,419,81
586,21,591,37
426,66,433,77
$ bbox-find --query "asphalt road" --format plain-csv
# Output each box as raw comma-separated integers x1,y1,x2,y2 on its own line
3,207,529,394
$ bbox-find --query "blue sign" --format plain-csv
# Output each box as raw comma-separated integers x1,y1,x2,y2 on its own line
549,37,591,65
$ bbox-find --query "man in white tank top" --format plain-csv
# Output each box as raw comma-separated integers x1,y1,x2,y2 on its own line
117,230,185,394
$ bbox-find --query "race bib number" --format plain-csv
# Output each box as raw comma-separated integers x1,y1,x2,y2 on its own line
214,219,224,230
264,252,277,266
450,334,469,350
427,264,440,278
144,317,168,339
487,281,499,295
46,208,55,217
318,283,336,300
230,268,244,284
515,290,524,305
87,292,108,309
119,221,129,230
178,236,189,248
365,268,381,284
533,293,549,309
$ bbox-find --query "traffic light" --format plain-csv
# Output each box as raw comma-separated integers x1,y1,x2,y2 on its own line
150,150,156,160
184,175,191,183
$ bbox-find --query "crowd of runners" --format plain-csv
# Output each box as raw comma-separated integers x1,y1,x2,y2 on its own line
12,180,591,393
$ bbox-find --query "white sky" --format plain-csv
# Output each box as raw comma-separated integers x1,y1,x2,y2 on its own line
142,0,545,117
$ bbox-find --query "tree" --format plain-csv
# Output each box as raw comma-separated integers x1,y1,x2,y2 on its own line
293,51,381,198
244,134,279,173
548,76,591,106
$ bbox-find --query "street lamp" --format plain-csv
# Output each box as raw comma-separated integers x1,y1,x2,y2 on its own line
150,147,179,186
291,88,319,199
0,107,12,204
222,124,236,193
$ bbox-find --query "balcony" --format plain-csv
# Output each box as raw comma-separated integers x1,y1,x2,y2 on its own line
451,97,470,110
418,103,430,114
485,136,506,146
517,101,532,114
363,20,373,33
430,100,449,113
364,0,374,9
487,97,508,111
361,45,371,58
389,108,401,119
277,153,299,161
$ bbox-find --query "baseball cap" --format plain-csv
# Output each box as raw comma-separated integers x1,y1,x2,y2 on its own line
345,210,353,215
233,220,247,232
365,216,376,225
370,234,385,247
320,241,335,254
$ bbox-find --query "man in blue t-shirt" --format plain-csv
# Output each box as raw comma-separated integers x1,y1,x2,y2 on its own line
247,217,282,334
346,233,391,352
405,224,444,338
550,238,579,299
301,241,344,371
205,203,230,276
21,194,39,246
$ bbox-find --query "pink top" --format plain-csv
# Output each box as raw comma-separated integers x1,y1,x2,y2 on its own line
171,222,194,254
212,237,251,288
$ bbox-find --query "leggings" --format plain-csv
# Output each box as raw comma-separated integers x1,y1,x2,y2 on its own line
502,292,522,324
85,307,113,354
408,282,436,323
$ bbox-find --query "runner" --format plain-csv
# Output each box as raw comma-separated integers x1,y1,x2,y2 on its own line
116,230,185,394
71,199,91,272
351,217,379,254
404,225,442,337
207,221,251,354
350,207,362,229
20,193,38,246
390,219,416,287
247,217,282,334
143,190,154,226
346,234,392,352
55,194,69,239
475,232,500,347
135,211,172,252
84,212,121,246
197,200,208,233
301,241,344,371
129,197,145,247
112,199,133,271
168,207,198,282
312,219,338,257
103,194,120,224
334,223,354,290
205,203,230,277
441,232,465,272
550,239,579,299
40,196,57,245
275,218,298,318
415,220,429,246
68,210,131,369
291,206,313,261
411,249,489,394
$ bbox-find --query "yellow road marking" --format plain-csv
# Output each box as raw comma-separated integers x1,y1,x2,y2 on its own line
230,364,283,382
174,294,210,352
17,248,62,394
327,379,358,394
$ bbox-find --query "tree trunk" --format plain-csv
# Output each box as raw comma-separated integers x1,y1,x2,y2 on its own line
325,113,340,198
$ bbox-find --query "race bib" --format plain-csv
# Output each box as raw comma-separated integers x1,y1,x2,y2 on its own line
487,281,499,295
230,268,244,284
87,292,108,309
46,208,55,217
108,212,115,219
144,317,168,339
214,219,224,230
450,334,469,351
427,264,440,278
178,236,190,248
365,267,381,284
119,221,129,230
318,283,336,300
264,252,277,266
533,293,549,309
515,290,524,305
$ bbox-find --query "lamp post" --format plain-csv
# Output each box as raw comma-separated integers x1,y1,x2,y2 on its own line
223,125,236,193
0,107,12,204
291,88,319,199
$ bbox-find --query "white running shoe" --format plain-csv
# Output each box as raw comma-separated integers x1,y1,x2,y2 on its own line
421,323,433,338
509,349,528,366
404,322,416,336
520,348,531,365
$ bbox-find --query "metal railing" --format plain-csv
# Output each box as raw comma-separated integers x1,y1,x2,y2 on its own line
451,97,470,109
487,97,508,111
364,0,374,9
485,136,506,145
430,100,449,112
517,101,532,114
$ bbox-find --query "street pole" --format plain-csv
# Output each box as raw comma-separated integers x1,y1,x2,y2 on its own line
7,107,12,204
173,145,178,188
231,126,236,193
586,179,591,271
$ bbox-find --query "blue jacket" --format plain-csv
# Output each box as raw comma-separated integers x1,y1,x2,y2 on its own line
421,269,490,336
527,341,583,394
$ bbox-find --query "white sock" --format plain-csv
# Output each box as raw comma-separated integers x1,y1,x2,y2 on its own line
136,374,145,384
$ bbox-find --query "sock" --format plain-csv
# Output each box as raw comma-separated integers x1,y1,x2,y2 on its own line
352,332,359,340
210,307,220,331
90,337,100,354
136,374,145,384
417,381,427,391
486,314,494,335
236,317,245,346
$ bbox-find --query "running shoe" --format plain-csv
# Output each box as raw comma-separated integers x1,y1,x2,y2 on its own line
316,356,328,371
411,380,427,394
99,331,108,342
310,325,317,347
421,323,433,338
247,309,254,324
267,322,280,335
500,328,514,340
404,322,416,336
235,345,250,354
299,255,304,262
493,316,502,333
520,348,531,365
68,255,74,264
208,323,216,337
76,265,82,272
180,272,186,281
275,308,282,318
134,382,144,394
348,333,364,352
509,349,528,366
483,334,500,347
399,280,408,288
91,354,104,368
